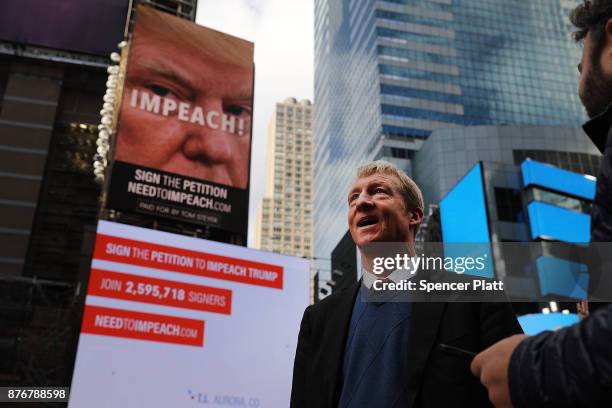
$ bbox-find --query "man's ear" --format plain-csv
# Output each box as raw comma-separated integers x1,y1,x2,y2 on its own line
606,19,612,45
409,208,424,228
602,20,612,72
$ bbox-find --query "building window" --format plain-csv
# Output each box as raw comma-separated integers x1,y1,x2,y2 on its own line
513,149,602,177
530,187,591,214
494,188,524,222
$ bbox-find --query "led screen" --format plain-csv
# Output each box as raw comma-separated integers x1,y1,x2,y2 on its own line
440,163,494,278
527,201,590,243
0,0,128,56
521,159,596,201
536,256,588,299
518,312,579,335
107,6,254,239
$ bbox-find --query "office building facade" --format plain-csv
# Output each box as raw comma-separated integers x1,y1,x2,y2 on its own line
438,156,595,333
421,125,598,299
413,125,600,212
255,98,314,258
313,0,585,261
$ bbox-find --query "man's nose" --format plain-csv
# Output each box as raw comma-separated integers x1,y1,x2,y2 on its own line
182,98,233,164
354,192,374,210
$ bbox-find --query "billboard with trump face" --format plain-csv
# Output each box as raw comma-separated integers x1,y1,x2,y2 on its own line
107,5,253,238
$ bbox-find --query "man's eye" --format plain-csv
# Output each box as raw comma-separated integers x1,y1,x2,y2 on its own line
349,194,359,203
148,84,171,97
374,187,386,194
225,104,249,116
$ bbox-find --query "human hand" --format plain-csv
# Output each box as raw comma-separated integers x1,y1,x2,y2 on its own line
470,334,527,408
576,300,589,321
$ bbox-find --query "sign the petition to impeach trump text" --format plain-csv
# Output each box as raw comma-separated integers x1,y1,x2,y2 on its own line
69,221,309,407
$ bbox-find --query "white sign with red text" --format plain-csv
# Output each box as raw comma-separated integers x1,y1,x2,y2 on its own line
68,220,309,407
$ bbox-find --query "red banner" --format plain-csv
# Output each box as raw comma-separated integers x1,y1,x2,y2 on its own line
81,305,204,347
88,269,232,314
93,234,283,289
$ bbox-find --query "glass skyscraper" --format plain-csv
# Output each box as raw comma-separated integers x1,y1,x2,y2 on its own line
313,0,585,259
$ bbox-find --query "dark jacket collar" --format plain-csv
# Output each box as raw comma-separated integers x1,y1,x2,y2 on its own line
583,104,612,154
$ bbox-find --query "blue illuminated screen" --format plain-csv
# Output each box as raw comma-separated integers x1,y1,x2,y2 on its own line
521,160,595,201
440,163,493,277
441,163,490,243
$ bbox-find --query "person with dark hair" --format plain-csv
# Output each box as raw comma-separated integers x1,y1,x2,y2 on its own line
470,1,612,406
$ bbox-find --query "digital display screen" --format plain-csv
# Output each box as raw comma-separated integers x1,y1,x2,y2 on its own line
521,159,596,201
0,0,128,56
440,163,494,278
107,6,254,238
527,201,590,243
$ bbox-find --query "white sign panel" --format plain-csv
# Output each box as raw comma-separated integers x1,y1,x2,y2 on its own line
69,220,309,407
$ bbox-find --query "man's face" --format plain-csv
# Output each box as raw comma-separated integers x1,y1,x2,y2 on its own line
115,30,253,188
347,173,416,248
578,30,612,118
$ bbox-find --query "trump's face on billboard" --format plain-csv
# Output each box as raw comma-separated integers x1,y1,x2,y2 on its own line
114,6,253,189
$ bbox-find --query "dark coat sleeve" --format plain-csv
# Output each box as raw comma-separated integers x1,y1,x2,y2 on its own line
290,305,312,408
478,302,524,347
413,301,523,408
508,304,612,407
590,143,612,242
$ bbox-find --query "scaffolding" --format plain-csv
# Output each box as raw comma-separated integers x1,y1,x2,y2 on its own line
0,274,80,387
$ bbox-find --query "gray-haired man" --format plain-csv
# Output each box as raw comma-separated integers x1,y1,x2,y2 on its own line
291,161,521,408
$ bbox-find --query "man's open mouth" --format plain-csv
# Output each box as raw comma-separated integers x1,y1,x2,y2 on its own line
357,216,378,228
